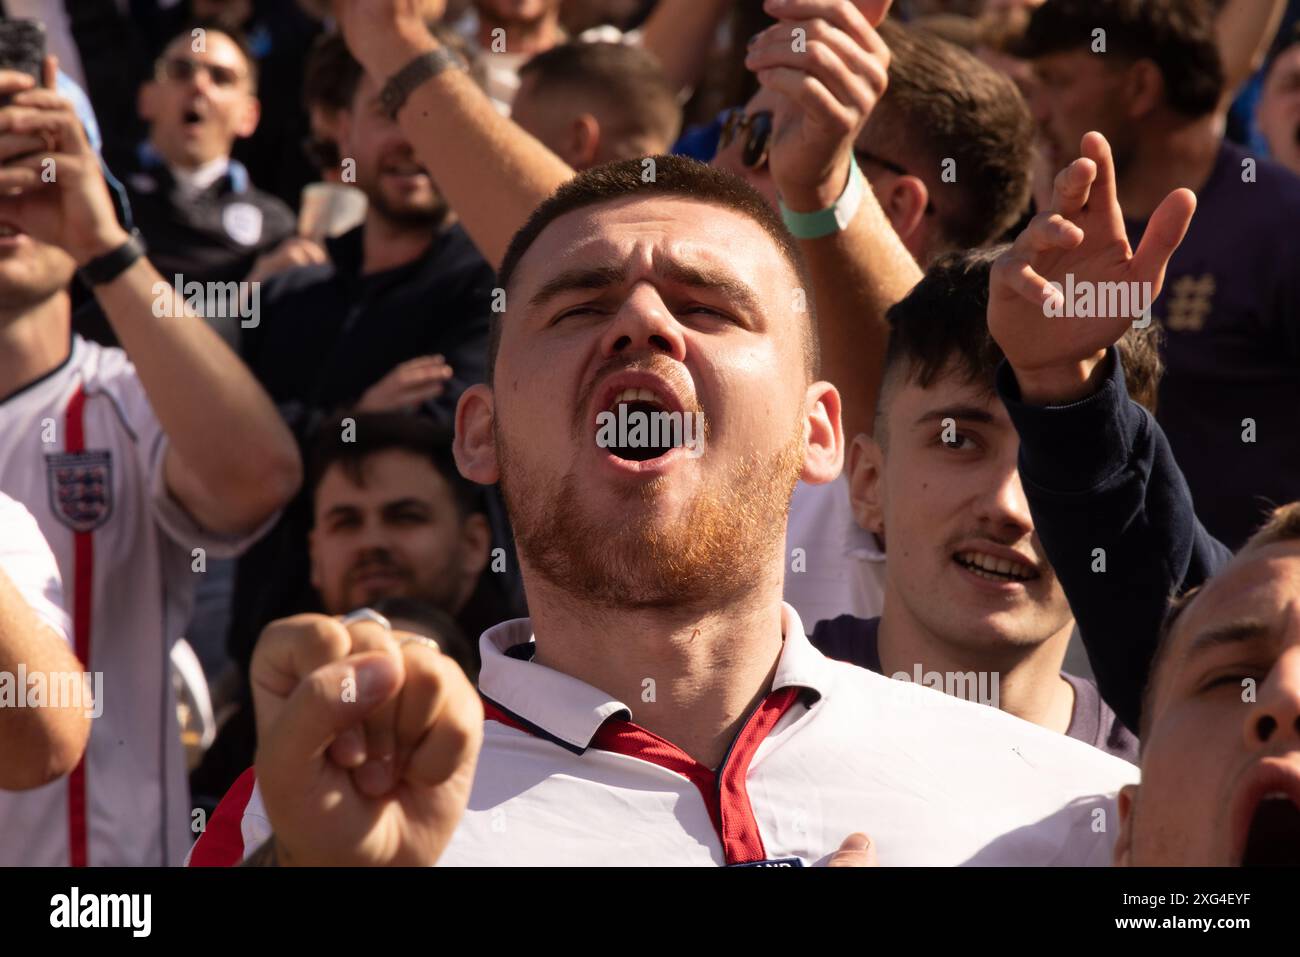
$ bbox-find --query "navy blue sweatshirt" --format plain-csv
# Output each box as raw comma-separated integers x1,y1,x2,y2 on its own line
994,349,1234,732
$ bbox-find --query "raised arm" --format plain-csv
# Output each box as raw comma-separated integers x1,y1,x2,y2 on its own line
639,0,734,95
986,131,1230,731
335,0,576,268
0,61,301,537
1216,0,1287,110
746,0,922,442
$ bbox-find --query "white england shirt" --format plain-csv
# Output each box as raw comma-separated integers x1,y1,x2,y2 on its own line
784,477,887,628
0,336,264,866
197,604,1137,866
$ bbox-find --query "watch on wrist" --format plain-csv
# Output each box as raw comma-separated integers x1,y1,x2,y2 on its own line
380,47,468,119
78,230,146,287
779,155,867,240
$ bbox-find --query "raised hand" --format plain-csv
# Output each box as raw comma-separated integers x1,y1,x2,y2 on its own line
745,0,892,210
988,131,1196,404
251,613,482,866
331,0,442,77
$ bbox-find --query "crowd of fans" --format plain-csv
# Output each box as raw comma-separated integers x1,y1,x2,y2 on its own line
1,0,1299,869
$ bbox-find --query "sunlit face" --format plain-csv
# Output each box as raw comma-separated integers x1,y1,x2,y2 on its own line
0,223,75,313
461,194,840,609
854,367,1072,655
309,451,489,616
1118,542,1300,866
1031,50,1132,172
1258,46,1300,176
337,72,446,227
140,31,258,169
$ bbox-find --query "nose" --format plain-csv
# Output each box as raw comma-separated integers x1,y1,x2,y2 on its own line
973,462,1035,542
1242,636,1300,750
598,283,687,363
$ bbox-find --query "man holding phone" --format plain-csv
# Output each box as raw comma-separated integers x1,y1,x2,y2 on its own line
0,51,301,865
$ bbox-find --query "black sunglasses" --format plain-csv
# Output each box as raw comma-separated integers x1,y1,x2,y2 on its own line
719,109,774,170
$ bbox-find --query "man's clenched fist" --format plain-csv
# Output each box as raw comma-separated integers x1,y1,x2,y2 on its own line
251,613,482,866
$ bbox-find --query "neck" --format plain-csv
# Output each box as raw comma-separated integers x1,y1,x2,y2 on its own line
527,572,788,769
1116,116,1221,221
876,591,1076,734
360,209,437,275
0,294,72,398
478,10,561,54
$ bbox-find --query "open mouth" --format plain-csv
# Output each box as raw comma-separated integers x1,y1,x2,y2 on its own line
605,389,674,462
953,550,1039,584
1240,791,1300,866
592,373,696,467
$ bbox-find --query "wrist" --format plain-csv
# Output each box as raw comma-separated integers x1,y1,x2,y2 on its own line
73,226,131,269
364,23,438,76
778,154,853,213
1013,351,1111,406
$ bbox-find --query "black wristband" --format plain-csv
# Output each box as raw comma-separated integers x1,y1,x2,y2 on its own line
379,47,467,119
79,230,146,287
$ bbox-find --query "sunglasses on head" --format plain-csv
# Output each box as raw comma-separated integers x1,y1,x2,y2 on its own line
718,108,774,170
157,57,244,89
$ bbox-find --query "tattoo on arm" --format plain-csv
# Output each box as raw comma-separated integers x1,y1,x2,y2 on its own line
241,838,280,867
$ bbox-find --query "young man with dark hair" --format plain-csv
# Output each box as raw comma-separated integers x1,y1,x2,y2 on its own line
511,42,682,168
196,154,1136,868
1019,0,1300,550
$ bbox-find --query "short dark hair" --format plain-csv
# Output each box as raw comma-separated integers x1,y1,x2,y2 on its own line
493,155,818,383
866,19,1035,252
518,42,682,158
1140,501,1300,743
1017,0,1224,118
163,20,259,90
305,412,484,519
875,246,1164,442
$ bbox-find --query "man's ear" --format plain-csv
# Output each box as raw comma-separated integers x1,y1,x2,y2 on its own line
570,113,600,169
234,92,261,139
138,80,159,123
460,512,492,579
846,432,886,538
455,384,500,485
1124,60,1164,119
876,175,929,253
800,381,844,486
307,525,322,592
1113,783,1139,867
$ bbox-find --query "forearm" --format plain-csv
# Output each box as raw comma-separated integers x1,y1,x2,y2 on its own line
1216,0,1287,104
0,571,89,790
374,31,575,268
93,256,301,529
786,174,922,441
639,0,731,94
997,352,1232,731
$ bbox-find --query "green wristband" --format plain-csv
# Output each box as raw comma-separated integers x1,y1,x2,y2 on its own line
779,155,866,240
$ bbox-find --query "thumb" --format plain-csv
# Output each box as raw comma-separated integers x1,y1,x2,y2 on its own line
1130,187,1196,295
827,831,878,867
260,651,403,783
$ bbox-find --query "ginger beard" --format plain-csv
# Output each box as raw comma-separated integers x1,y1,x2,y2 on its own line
496,365,806,611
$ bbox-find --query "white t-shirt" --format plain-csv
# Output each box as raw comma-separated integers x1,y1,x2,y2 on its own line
0,492,71,641
197,604,1136,866
784,477,887,628
0,336,263,866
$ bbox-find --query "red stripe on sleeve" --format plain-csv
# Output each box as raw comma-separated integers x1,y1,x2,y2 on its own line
64,385,92,867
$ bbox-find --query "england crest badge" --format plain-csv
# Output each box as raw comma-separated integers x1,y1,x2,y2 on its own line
46,450,113,532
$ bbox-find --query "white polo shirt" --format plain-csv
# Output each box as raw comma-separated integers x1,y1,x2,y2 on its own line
784,477,887,628
0,336,264,866
194,603,1136,866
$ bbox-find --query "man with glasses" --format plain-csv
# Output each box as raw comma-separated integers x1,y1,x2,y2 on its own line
89,21,295,351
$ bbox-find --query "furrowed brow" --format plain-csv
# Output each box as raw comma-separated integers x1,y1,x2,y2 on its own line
528,265,628,310
653,259,762,317
1185,619,1274,659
